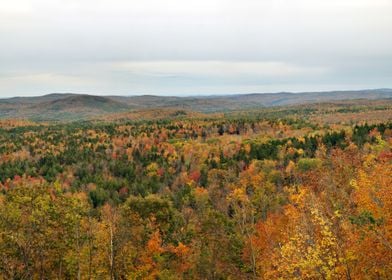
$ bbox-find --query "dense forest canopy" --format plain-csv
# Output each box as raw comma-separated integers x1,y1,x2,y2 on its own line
0,101,391,279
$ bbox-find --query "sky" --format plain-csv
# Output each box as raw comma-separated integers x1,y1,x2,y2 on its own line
0,0,391,97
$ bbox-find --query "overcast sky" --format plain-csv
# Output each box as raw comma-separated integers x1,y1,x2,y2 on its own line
1,0,391,97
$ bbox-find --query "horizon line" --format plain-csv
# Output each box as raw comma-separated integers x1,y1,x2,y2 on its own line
1,87,391,100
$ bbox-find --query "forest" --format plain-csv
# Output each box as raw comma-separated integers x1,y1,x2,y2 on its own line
0,102,391,279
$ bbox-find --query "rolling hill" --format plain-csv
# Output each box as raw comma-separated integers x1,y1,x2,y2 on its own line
0,94,131,121
0,88,391,120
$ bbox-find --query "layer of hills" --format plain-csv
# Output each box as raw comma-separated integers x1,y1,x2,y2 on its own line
0,89,391,121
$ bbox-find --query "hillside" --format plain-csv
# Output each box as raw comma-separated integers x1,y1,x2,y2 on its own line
0,102,391,278
0,88,391,120
109,89,392,112
0,94,131,120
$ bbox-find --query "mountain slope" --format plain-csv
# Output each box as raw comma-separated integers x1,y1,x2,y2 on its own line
0,94,131,120
0,89,391,120
113,89,392,111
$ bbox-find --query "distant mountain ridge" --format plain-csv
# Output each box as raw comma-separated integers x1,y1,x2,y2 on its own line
0,94,130,120
0,89,391,120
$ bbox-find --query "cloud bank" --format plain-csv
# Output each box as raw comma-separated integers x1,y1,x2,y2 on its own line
0,0,391,96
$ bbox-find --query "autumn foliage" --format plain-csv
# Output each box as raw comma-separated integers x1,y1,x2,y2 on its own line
0,106,391,279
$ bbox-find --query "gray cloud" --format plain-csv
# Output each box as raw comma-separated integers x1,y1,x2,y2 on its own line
0,0,391,96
